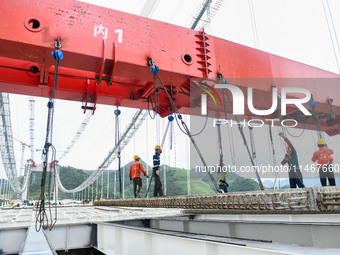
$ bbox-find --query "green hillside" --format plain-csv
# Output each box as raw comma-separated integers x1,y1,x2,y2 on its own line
26,161,261,200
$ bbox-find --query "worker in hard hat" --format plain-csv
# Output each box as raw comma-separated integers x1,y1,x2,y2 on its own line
153,145,164,197
312,139,335,186
129,155,149,198
217,163,228,193
279,132,305,188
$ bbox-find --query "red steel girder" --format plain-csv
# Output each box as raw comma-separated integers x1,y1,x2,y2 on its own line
0,0,340,134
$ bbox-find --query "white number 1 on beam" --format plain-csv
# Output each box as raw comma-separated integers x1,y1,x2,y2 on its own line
115,29,123,43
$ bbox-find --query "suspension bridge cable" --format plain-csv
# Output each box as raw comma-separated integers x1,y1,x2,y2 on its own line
325,0,340,66
58,111,93,162
322,0,340,73
55,110,147,194
248,0,260,49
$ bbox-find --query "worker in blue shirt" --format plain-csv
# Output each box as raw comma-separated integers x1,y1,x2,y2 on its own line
153,145,164,197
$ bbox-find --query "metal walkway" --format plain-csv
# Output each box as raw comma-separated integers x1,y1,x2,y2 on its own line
21,226,55,255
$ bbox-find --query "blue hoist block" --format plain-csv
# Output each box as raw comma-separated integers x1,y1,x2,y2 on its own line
51,50,63,60
150,65,159,74
309,101,316,108
168,115,174,122
114,109,121,116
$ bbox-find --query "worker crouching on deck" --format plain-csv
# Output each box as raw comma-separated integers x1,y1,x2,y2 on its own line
218,163,228,193
312,139,336,186
279,132,305,189
153,145,164,197
129,155,149,198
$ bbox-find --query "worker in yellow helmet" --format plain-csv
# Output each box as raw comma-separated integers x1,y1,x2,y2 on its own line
153,145,164,197
312,139,335,186
129,155,149,198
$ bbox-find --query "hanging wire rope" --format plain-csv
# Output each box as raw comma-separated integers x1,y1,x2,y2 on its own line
284,119,305,138
147,96,156,119
148,59,221,192
309,97,324,140
268,126,280,189
146,116,150,198
221,88,236,165
153,72,161,146
217,75,264,190
114,107,122,199
216,123,224,167
173,118,177,170
248,127,257,161
36,39,62,231
310,130,318,150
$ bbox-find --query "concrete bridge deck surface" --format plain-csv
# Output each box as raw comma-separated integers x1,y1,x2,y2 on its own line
0,204,340,254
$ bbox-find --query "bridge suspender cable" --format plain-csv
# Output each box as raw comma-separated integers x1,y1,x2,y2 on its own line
221,87,236,165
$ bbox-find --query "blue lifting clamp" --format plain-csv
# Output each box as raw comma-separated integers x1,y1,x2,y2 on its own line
168,115,174,122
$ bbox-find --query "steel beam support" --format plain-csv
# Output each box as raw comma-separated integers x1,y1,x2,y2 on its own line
148,217,340,248
0,0,339,131
96,222,339,255
43,224,96,251
0,228,27,254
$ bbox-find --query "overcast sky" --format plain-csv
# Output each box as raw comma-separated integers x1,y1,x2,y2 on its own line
1,0,340,180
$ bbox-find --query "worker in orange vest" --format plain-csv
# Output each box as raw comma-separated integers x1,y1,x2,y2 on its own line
312,139,336,186
129,155,149,198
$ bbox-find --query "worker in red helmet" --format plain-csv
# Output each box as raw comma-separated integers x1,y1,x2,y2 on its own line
279,132,305,189
312,139,336,186
129,155,149,198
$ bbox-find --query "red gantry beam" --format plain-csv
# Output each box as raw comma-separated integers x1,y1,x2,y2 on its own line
0,0,340,135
